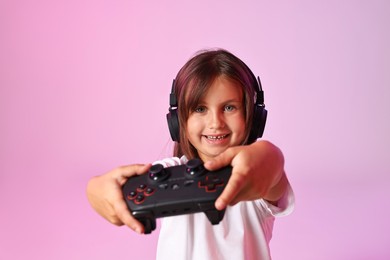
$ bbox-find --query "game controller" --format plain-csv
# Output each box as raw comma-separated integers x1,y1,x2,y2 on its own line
122,158,232,234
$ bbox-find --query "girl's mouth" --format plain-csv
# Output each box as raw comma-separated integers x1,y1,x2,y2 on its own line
204,134,228,141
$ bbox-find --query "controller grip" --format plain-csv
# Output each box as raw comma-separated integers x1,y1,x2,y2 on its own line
199,202,226,225
132,211,156,234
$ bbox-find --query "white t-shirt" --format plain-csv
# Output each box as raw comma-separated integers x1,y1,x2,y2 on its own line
153,156,295,260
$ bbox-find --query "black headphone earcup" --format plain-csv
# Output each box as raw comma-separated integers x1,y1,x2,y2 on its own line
167,109,180,142
247,106,267,144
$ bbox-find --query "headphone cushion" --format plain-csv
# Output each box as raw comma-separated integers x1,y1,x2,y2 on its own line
166,109,180,142
247,106,267,144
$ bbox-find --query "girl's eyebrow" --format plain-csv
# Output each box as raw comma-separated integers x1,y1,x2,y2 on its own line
198,97,242,104
214,99,242,105
222,98,241,103
195,100,241,108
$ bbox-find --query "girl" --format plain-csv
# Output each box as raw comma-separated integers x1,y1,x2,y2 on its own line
87,49,294,259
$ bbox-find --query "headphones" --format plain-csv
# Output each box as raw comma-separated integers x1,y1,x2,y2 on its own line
166,76,267,144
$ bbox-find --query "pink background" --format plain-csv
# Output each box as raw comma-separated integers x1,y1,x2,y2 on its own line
1,0,389,259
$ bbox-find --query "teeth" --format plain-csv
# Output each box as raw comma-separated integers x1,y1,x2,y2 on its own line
206,135,227,140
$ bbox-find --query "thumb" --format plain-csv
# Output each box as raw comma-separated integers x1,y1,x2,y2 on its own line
120,163,152,176
116,163,152,184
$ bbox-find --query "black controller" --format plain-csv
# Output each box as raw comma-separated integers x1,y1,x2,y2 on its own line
122,158,232,234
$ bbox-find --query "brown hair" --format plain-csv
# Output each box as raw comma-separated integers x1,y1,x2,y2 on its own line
173,48,258,159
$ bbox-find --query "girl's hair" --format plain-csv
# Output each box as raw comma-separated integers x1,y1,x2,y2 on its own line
173,48,258,159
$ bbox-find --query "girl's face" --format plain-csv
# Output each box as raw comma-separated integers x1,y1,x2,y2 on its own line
186,76,246,161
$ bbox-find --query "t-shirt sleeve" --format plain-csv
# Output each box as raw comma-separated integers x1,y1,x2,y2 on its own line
152,156,187,168
258,182,295,217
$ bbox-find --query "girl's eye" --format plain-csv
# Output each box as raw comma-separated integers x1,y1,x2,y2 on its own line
224,105,236,112
194,106,206,113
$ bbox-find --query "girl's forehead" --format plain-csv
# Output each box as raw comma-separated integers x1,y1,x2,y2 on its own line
197,77,244,102
182,75,246,108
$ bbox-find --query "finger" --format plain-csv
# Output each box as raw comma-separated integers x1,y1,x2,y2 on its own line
204,147,238,171
215,170,245,210
116,164,152,184
114,197,145,234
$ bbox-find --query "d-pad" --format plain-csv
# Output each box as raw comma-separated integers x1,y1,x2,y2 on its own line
199,175,224,192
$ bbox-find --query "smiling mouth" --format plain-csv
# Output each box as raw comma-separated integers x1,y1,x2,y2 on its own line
204,134,228,140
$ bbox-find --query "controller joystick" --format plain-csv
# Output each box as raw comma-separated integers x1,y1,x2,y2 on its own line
122,158,232,234
185,158,205,178
149,164,169,182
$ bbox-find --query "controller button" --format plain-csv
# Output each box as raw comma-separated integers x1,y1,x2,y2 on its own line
134,194,145,204
184,180,194,186
127,191,137,200
199,175,224,192
158,183,169,189
212,178,223,186
171,183,180,190
137,184,147,192
145,187,155,196
207,183,217,191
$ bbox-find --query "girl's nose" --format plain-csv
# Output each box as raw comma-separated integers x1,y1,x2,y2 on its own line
208,111,225,129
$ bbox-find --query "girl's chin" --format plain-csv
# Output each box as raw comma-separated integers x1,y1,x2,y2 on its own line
198,148,228,161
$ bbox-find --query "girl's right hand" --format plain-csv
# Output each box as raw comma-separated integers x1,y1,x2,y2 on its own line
86,163,151,234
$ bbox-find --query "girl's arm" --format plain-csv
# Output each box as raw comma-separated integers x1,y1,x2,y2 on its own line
203,140,289,210
86,164,151,234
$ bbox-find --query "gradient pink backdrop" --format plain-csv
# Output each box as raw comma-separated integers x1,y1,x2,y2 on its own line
1,0,389,259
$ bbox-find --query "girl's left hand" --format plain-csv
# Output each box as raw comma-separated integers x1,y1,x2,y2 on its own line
204,140,288,210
